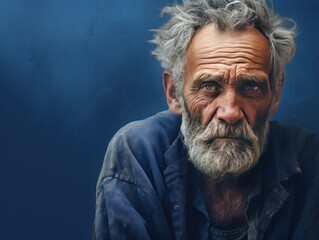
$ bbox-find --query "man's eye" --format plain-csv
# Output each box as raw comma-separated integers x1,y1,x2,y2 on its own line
201,82,220,91
241,81,262,95
242,82,260,91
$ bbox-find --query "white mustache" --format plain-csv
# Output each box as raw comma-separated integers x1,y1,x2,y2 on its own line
195,119,259,146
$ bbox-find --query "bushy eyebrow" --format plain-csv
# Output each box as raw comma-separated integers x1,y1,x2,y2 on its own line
193,73,224,87
236,74,269,83
192,72,269,88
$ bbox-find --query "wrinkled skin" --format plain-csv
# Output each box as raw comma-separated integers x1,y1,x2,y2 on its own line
164,23,282,133
184,24,274,133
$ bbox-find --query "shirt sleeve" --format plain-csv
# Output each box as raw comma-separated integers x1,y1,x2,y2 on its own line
92,113,178,240
93,177,156,240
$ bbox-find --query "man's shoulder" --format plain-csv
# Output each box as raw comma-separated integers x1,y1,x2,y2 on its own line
269,121,319,146
98,110,182,187
113,110,181,146
268,121,319,174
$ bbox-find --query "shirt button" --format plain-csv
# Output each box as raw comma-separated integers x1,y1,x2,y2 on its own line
173,204,179,210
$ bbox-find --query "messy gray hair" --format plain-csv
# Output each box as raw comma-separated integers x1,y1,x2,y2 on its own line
151,0,296,100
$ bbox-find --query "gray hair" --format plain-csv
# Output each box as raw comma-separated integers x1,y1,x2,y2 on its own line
151,0,296,100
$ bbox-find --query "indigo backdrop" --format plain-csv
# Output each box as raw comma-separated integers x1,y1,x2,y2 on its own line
0,1,318,239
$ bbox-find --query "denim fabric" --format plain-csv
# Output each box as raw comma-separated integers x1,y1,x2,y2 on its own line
209,225,248,240
93,110,319,240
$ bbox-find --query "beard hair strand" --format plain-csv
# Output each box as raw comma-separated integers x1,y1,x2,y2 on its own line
180,104,268,179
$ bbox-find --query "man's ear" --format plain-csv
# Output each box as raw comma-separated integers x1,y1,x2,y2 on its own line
269,74,285,116
163,71,182,115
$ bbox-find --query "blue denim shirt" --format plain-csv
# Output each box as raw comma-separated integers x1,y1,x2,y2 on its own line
93,110,319,240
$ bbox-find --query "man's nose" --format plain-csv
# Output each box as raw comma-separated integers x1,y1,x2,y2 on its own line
215,91,244,125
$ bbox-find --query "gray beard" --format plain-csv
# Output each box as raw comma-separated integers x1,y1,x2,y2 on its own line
180,104,268,179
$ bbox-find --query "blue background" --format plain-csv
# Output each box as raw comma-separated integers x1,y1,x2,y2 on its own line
0,1,318,239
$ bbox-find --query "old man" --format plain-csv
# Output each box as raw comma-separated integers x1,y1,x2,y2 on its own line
93,0,319,239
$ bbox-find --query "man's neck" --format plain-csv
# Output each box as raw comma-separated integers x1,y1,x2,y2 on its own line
201,173,253,229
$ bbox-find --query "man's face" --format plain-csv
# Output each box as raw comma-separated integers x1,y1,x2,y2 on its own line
180,24,273,178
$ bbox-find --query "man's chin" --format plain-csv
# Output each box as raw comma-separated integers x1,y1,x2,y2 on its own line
214,137,240,142
189,146,259,179
213,137,251,145
193,161,256,180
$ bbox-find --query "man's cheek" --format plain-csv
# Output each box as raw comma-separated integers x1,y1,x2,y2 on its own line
254,109,270,132
191,104,214,127
183,100,203,125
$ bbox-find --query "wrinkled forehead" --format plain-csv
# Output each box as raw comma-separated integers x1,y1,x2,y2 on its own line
185,23,271,76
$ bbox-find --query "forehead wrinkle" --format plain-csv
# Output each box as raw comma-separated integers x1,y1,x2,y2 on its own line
185,26,271,85
187,24,271,60
190,42,270,65
196,57,267,67
195,48,268,65
195,42,267,54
